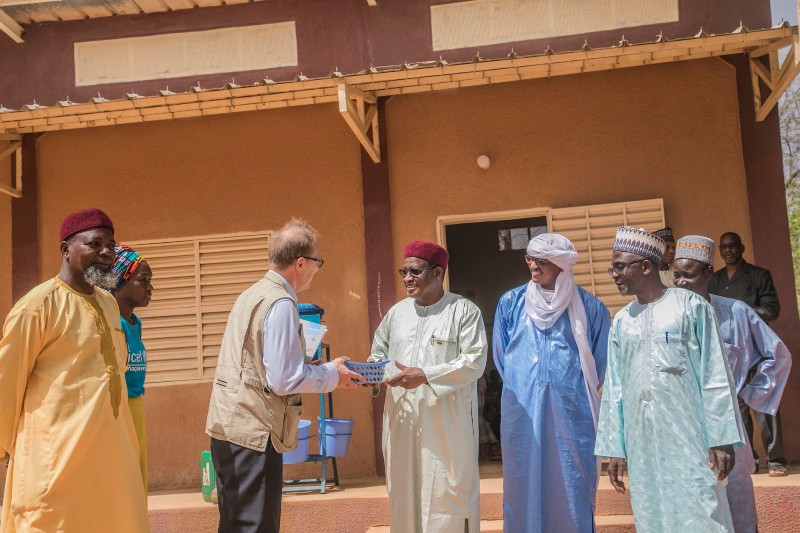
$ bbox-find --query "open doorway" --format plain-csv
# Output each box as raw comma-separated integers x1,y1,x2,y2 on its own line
442,213,549,469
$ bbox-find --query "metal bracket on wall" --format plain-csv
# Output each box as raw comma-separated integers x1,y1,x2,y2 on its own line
0,133,22,198
337,82,381,163
749,34,800,122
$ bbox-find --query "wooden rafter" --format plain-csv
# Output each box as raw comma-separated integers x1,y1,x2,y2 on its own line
0,133,22,198
749,35,800,121
337,82,380,163
0,8,23,42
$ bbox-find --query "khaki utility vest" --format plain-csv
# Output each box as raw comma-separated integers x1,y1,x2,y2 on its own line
205,271,304,453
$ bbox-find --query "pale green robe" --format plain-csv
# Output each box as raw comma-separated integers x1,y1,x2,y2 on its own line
595,288,743,533
371,292,487,533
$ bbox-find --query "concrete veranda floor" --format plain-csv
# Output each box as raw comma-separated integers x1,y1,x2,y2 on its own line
148,466,800,532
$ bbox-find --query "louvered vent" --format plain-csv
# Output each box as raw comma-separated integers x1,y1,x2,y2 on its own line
130,232,271,384
549,199,665,315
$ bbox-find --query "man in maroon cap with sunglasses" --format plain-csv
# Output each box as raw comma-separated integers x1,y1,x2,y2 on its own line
369,241,488,532
0,208,149,533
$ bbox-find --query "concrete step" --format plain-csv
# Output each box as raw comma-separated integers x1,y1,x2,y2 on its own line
148,468,800,533
361,516,636,533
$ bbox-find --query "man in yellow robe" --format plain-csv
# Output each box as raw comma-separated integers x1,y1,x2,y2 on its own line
0,208,149,533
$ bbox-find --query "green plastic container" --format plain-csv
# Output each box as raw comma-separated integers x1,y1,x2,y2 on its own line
201,450,217,503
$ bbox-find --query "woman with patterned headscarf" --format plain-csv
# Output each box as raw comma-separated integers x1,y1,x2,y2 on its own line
111,245,153,492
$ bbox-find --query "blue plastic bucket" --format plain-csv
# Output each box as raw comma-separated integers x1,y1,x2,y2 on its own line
283,419,311,464
318,417,354,457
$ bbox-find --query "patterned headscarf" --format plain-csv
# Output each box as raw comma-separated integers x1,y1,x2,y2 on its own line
112,245,144,290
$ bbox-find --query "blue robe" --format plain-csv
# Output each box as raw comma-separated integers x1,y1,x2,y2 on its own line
595,288,743,533
493,285,610,532
711,295,791,533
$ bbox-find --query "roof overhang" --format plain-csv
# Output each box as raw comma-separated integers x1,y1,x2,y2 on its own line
0,25,796,136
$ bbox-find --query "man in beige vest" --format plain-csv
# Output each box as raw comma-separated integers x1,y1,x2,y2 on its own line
206,219,363,533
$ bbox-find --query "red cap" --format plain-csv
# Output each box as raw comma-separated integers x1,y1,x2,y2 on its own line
403,241,449,269
59,208,115,241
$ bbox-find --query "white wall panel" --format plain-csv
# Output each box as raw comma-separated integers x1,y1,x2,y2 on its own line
75,22,297,86
431,0,679,51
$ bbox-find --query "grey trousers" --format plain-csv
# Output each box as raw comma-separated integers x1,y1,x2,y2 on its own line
211,437,283,533
741,404,785,468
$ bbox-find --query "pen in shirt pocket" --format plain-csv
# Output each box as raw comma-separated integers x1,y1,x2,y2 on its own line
665,332,669,344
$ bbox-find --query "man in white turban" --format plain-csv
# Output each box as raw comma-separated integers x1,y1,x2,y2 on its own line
493,233,611,532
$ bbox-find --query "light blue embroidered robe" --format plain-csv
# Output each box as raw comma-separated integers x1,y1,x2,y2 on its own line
711,295,791,533
595,288,743,533
493,285,610,532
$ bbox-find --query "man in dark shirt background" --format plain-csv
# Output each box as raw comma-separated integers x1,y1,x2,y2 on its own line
709,231,787,476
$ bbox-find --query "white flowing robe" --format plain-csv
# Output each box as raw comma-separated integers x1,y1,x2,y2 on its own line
371,292,487,533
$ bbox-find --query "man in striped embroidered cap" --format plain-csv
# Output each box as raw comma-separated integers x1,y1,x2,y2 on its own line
652,227,676,288
595,226,743,532
672,235,791,533
0,208,149,533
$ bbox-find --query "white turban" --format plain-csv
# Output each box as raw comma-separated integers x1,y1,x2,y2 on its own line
524,233,601,439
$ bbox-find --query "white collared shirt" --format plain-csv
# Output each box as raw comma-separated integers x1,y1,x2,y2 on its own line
262,271,338,395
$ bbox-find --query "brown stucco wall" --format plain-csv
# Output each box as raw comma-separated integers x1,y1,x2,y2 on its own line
33,104,377,490
385,58,753,295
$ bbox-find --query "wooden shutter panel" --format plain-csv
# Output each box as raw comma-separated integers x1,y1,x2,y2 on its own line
129,231,271,385
549,198,665,316
199,234,271,379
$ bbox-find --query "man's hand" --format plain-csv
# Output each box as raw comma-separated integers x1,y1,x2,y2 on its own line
607,457,627,494
385,361,428,389
709,445,736,480
331,356,366,389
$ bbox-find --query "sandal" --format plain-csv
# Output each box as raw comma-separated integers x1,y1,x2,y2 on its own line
768,466,788,477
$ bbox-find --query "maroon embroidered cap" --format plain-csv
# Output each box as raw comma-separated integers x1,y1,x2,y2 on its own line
59,208,115,241
403,241,449,269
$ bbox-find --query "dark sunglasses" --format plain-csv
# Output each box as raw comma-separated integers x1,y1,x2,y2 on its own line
398,266,432,278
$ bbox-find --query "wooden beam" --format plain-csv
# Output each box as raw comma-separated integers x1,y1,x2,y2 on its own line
0,8,24,43
0,140,21,198
12,134,40,301
750,39,800,121
750,57,774,90
0,139,20,161
337,83,381,163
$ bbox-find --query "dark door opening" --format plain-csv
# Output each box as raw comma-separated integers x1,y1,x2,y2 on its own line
445,216,548,466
